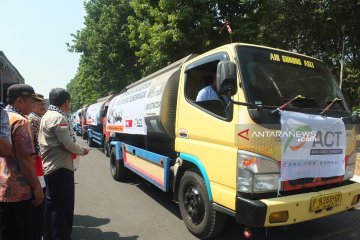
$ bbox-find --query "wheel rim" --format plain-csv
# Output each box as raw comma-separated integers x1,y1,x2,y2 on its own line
183,184,205,224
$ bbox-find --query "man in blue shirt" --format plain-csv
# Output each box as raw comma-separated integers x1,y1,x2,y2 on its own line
196,74,219,102
196,74,230,105
196,84,219,101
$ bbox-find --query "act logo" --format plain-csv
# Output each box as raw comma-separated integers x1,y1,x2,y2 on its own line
283,125,312,153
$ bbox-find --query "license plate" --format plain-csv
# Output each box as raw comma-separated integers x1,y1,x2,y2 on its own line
310,192,342,212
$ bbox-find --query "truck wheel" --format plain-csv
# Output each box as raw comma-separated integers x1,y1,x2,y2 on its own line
103,138,110,157
178,170,227,239
110,147,127,181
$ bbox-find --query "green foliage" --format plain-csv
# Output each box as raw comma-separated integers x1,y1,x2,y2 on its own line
128,0,228,75
67,0,140,110
68,0,360,110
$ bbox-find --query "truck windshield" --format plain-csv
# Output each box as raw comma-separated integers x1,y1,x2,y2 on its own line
236,46,348,112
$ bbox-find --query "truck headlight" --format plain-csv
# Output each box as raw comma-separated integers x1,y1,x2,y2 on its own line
237,150,280,193
344,151,357,180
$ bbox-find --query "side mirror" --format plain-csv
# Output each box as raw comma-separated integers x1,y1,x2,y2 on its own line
216,61,237,96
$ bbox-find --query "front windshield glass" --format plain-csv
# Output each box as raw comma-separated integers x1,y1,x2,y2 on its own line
237,46,348,112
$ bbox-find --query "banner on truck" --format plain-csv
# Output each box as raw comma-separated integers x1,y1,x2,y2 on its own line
73,109,81,124
106,81,153,135
280,111,346,181
106,67,179,135
86,102,104,126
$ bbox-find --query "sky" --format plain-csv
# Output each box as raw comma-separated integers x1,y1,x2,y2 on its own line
0,0,86,97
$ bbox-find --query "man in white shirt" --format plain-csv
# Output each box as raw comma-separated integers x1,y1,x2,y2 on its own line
196,85,219,101
196,74,219,101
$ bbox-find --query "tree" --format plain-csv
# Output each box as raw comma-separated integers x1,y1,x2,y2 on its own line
128,0,231,75
216,0,360,109
68,0,360,110
67,0,140,109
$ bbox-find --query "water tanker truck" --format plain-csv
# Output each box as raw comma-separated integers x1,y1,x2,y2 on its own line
106,43,360,239
72,108,82,135
86,94,117,155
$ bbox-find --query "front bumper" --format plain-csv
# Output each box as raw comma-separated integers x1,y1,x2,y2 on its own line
236,182,360,227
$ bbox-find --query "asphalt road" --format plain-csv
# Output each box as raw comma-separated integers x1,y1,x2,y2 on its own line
73,137,360,240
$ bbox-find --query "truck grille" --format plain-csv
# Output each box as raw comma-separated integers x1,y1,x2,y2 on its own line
288,176,339,186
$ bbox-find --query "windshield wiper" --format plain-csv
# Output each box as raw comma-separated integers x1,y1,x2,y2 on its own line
271,95,305,114
320,97,343,115
229,98,263,110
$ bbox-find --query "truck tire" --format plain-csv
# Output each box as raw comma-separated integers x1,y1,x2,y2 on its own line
110,147,127,181
178,170,227,239
103,138,110,157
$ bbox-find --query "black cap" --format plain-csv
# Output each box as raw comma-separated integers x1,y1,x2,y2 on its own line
7,84,43,101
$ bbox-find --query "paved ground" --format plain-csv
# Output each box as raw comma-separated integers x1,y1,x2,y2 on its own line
72,137,360,240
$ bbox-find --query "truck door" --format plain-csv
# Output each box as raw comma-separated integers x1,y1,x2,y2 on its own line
175,51,239,210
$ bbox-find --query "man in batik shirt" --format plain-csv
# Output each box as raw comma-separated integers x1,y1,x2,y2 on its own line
0,84,44,240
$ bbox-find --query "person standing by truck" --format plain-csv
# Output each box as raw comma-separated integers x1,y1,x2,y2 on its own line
29,93,47,189
39,88,89,240
28,93,46,239
0,84,44,240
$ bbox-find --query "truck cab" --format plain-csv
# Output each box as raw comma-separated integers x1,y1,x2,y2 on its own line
175,43,360,232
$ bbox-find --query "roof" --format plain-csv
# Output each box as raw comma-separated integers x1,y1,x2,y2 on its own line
1,51,25,102
0,51,25,85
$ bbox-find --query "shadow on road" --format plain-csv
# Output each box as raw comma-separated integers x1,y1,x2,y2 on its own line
135,182,182,220
73,215,139,240
118,171,183,220
125,170,183,220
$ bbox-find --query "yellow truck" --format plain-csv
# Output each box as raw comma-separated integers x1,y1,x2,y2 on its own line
106,43,360,239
